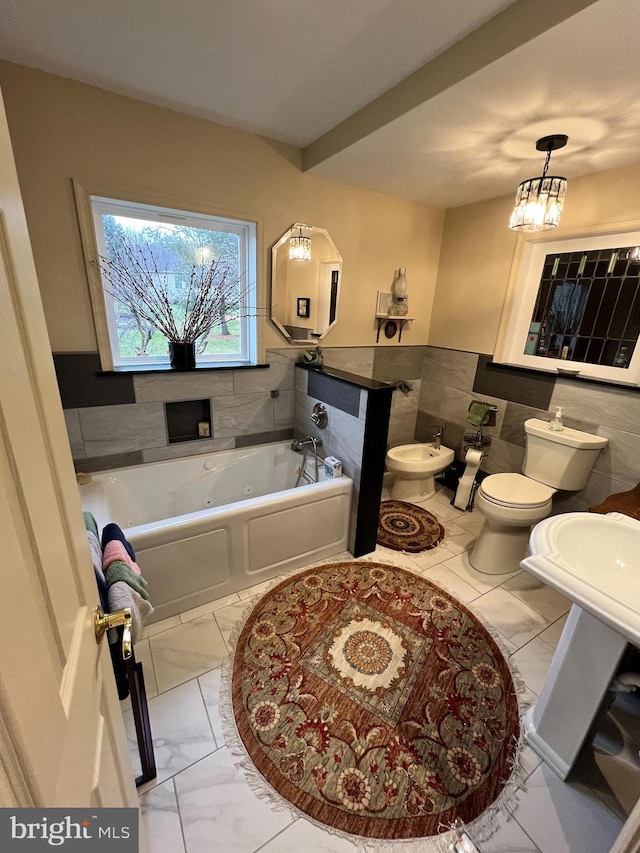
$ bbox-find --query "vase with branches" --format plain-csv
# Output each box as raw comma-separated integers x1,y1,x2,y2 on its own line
97,240,246,369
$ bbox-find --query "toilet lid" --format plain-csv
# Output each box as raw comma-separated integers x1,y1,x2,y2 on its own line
480,473,554,508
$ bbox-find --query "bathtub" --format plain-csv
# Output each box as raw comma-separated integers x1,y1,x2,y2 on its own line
80,441,352,621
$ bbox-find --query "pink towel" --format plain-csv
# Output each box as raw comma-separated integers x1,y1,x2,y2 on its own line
102,539,142,576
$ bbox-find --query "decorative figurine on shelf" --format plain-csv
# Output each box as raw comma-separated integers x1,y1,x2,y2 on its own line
389,267,409,316
303,345,324,366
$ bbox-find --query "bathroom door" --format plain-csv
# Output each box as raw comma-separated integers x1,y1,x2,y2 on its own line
0,88,136,809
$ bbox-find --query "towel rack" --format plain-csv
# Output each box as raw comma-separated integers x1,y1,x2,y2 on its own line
469,400,498,410
468,400,498,427
115,626,157,787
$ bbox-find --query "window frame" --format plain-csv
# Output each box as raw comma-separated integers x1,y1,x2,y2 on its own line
494,220,640,387
74,182,260,371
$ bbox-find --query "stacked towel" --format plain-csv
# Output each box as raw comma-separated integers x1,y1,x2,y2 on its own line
84,513,107,610
101,523,150,600
102,522,136,561
104,561,150,600
467,402,493,427
102,540,142,576
108,582,154,644
84,511,99,538
85,516,154,653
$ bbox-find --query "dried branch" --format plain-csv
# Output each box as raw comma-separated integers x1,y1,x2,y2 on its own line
97,240,250,343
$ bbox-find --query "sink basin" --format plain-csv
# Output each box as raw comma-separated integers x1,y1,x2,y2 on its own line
385,442,454,476
523,511,640,646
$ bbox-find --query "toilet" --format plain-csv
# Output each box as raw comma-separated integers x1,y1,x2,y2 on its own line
386,442,454,502
469,418,608,574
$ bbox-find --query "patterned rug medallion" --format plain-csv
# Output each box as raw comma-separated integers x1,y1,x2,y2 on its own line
229,561,520,843
377,500,445,552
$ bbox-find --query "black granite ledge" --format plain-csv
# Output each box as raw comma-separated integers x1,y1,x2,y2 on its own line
296,362,394,392
485,356,640,392
101,362,270,375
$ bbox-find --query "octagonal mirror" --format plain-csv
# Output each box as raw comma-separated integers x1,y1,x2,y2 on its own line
270,223,342,344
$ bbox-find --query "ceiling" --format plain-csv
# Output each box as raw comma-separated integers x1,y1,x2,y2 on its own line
0,0,637,209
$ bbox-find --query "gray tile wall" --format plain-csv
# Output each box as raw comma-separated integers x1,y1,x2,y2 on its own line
372,345,428,448
413,346,640,513
294,367,369,554
59,342,640,516
64,348,304,471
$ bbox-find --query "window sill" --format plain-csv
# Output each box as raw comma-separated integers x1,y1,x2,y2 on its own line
99,362,270,376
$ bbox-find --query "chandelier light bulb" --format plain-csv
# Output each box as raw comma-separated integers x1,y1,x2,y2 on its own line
289,225,311,261
509,135,568,232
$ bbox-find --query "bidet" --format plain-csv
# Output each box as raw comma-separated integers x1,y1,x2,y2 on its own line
386,441,454,501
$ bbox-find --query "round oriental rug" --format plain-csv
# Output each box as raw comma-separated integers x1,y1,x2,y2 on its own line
226,561,521,845
377,500,445,552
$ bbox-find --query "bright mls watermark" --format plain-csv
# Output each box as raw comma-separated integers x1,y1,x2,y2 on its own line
0,809,138,850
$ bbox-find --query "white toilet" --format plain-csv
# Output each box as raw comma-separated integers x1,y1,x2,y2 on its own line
469,418,608,574
386,442,455,502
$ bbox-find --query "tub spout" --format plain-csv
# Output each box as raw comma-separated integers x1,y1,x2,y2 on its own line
291,436,323,451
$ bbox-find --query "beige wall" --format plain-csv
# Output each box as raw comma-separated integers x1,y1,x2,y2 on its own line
0,61,443,355
430,162,640,354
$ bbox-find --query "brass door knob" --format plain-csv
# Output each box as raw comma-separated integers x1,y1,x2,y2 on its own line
94,605,133,660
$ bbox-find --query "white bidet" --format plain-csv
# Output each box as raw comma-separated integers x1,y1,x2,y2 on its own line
386,442,454,502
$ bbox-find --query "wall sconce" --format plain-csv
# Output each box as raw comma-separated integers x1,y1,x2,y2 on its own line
289,224,311,261
509,134,568,232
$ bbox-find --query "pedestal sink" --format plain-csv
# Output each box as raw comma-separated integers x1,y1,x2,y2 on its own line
520,511,640,779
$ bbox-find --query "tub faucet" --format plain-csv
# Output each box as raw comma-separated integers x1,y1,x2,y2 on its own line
292,436,323,486
291,436,322,451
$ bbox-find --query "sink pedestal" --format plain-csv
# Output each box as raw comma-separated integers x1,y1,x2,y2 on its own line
523,603,627,779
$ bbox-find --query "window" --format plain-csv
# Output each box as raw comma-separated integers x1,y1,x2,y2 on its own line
86,194,257,369
494,222,640,386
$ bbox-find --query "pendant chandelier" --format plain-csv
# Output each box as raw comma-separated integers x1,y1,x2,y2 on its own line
289,224,311,261
509,134,568,232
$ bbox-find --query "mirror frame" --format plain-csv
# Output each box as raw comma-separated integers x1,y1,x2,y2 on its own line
494,219,640,386
270,223,342,344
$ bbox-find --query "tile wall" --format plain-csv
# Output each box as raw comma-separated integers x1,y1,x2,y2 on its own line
56,347,392,557
57,349,305,472
387,346,640,514
294,364,392,555
57,342,640,519
317,343,640,513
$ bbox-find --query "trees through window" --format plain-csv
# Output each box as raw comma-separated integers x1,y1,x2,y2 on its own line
90,196,257,368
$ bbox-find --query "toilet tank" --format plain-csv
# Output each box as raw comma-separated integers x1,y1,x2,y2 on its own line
522,418,608,490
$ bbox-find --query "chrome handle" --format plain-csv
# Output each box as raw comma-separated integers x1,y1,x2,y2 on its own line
94,605,133,660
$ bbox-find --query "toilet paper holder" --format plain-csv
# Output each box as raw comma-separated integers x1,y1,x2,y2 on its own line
464,432,492,452
453,446,486,512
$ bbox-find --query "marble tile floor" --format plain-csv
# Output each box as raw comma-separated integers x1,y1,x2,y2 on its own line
126,487,631,853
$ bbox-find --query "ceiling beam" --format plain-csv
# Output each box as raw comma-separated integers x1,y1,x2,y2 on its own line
302,0,599,171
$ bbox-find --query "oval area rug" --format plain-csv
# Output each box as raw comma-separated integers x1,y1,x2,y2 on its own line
377,500,445,552
226,561,520,845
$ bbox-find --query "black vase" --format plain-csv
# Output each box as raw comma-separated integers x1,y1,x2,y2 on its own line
169,341,196,370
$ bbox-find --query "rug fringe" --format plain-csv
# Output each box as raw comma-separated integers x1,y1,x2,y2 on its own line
219,558,531,851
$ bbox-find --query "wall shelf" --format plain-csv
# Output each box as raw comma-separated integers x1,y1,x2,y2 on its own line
375,315,415,343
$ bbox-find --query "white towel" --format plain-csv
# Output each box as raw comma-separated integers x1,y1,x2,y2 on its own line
87,530,104,578
108,581,154,644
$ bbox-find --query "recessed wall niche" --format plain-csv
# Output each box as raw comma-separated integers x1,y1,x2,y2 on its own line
165,399,211,444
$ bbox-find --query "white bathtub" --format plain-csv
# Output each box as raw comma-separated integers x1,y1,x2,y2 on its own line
80,441,352,621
